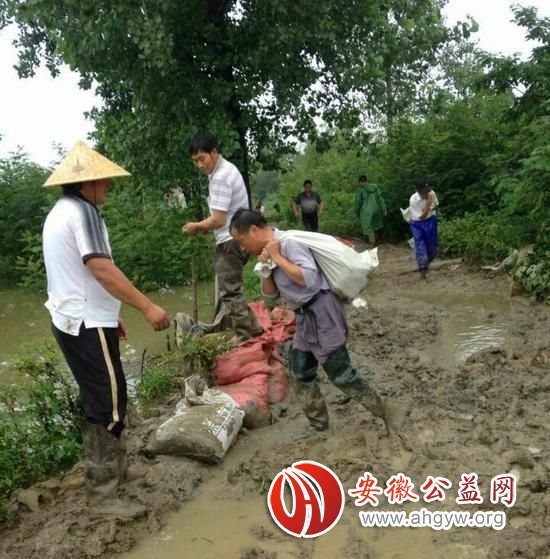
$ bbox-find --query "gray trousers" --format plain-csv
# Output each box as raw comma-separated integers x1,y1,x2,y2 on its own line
214,239,262,342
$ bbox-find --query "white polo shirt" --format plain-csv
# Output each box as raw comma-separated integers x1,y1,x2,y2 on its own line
208,155,249,244
43,194,121,335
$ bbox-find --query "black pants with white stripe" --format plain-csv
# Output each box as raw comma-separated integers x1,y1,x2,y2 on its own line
52,323,127,437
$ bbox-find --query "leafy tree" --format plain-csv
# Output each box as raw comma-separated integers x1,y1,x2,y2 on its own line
479,6,550,241
482,6,550,120
250,170,281,204
2,0,471,196
0,150,51,286
346,2,475,127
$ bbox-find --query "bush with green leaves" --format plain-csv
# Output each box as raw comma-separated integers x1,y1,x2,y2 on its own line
178,333,233,384
508,240,550,302
438,211,521,264
0,344,82,521
242,260,263,302
0,152,53,288
135,366,174,405
103,187,214,292
317,191,362,239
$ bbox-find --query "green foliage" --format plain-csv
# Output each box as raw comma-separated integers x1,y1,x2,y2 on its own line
4,0,469,192
482,6,550,122
510,248,550,302
103,186,214,292
178,333,233,384
15,231,46,291
251,171,281,205
492,115,550,243
136,366,174,405
0,343,82,521
317,192,362,238
438,211,520,263
242,260,262,302
0,151,52,287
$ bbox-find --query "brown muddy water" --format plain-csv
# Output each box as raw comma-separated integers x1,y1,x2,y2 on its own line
118,457,490,559
417,290,512,364
0,283,215,385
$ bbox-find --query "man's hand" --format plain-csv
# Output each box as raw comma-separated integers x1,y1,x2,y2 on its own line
182,222,201,235
117,318,128,340
264,239,282,260
143,303,171,331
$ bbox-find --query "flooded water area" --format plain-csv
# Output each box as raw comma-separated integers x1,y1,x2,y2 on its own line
0,283,215,386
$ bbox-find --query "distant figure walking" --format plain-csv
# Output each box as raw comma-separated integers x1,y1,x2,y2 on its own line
293,179,324,232
408,179,439,279
353,175,386,246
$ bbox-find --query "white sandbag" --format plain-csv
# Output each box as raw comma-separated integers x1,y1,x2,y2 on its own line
254,230,378,301
400,207,413,223
146,376,244,464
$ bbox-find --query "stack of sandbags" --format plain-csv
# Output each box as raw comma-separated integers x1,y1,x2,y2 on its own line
214,301,295,428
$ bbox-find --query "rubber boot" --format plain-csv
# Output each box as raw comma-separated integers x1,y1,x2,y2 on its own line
117,431,147,483
323,347,390,432
117,431,130,483
81,422,121,500
289,348,329,441
82,423,148,518
292,380,330,440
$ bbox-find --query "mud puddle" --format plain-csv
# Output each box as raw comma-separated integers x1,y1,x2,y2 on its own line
411,290,513,364
120,458,488,559
117,446,509,559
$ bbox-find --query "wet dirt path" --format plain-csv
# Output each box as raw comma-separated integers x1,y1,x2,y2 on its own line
2,245,549,559
119,245,549,559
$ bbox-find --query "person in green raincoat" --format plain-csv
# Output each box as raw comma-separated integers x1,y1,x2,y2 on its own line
354,175,387,246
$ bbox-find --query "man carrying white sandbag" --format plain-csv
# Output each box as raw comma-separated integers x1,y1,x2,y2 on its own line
229,209,398,442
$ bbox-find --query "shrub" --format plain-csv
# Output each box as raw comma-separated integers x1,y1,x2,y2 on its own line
178,333,232,384
510,247,550,302
135,367,174,404
0,344,82,521
438,211,520,264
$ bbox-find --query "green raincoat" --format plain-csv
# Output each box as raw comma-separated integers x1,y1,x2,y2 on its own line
354,184,386,236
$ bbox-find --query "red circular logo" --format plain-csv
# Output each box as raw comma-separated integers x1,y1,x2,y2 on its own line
267,460,345,538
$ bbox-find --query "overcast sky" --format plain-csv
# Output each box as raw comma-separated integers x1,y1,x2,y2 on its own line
1,0,549,167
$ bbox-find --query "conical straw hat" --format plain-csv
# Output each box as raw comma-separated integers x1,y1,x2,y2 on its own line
44,140,131,187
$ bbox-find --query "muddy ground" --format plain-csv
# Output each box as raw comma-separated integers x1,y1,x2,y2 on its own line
1,244,549,559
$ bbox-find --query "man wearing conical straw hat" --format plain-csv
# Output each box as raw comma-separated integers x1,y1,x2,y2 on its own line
42,140,170,501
